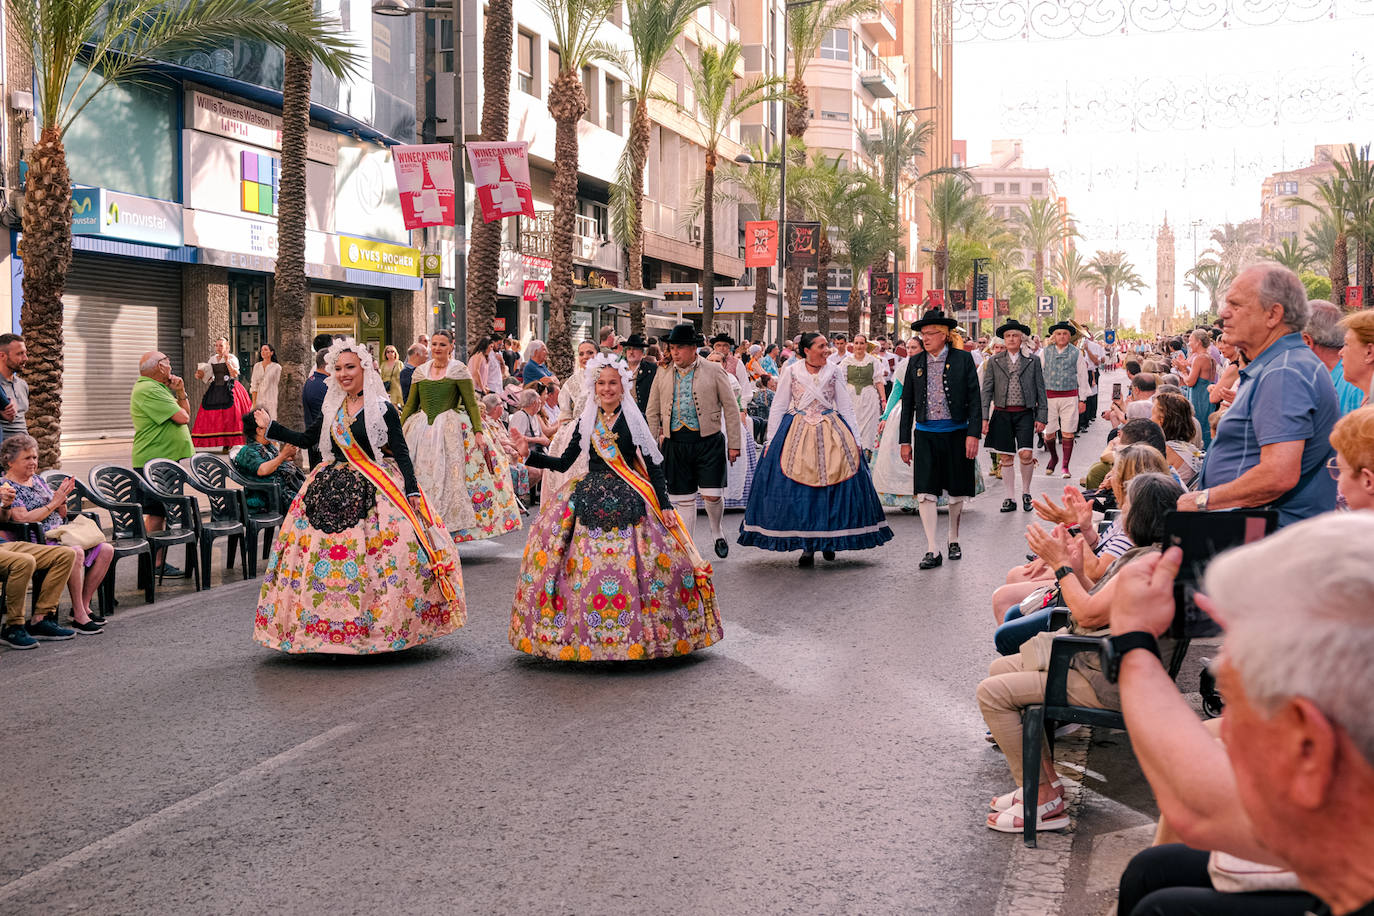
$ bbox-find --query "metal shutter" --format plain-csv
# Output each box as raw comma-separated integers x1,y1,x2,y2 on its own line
60,255,183,441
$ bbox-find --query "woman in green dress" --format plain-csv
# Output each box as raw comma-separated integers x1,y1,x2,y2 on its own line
400,329,522,541
378,344,404,405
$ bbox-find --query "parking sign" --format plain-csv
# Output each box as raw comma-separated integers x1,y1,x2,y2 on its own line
1037,295,1055,315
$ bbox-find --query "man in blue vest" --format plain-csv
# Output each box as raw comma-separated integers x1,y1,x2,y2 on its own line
1038,321,1089,479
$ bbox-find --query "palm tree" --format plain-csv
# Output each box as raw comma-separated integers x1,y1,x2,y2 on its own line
1305,214,1338,277
612,0,707,334
1335,143,1374,291
1052,247,1090,320
1291,178,1352,304
1184,260,1234,315
1204,221,1259,277
464,0,516,353
10,0,357,466
1015,197,1076,335
924,175,979,291
1258,237,1314,275
782,0,878,335
540,0,617,376
676,41,788,331
1087,250,1146,330
831,171,896,336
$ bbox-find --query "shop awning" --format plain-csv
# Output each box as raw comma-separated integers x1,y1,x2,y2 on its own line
570,287,665,309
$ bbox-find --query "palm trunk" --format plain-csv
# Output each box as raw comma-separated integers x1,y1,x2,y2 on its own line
816,238,831,337
751,267,769,342
17,127,73,467
1333,234,1348,305
701,150,717,331
846,274,861,336
273,46,312,431
626,102,650,335
546,72,587,377
465,0,514,352
934,243,948,291
784,80,809,344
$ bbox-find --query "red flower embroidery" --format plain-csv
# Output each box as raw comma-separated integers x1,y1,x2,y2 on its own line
611,594,627,610
327,544,349,560
592,594,608,611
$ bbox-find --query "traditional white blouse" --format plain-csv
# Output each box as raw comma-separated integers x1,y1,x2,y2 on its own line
766,361,859,441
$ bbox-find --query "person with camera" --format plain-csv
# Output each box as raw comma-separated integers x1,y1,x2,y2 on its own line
1109,513,1374,916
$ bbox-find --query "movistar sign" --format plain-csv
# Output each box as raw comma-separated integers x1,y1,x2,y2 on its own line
70,187,183,248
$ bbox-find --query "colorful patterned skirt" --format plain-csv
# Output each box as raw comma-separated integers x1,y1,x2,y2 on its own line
738,410,894,552
191,381,252,448
254,459,466,654
403,409,522,542
510,467,724,662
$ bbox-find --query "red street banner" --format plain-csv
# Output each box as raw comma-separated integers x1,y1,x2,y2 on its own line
898,271,923,305
977,299,993,319
1349,286,1364,309
870,270,893,309
744,220,778,267
927,289,945,307
393,143,455,229
786,221,820,268
522,279,545,301
466,141,535,223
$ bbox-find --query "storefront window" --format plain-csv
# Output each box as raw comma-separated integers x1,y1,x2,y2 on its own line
62,61,178,201
229,274,268,375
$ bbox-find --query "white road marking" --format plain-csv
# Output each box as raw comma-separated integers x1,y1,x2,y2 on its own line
0,723,358,903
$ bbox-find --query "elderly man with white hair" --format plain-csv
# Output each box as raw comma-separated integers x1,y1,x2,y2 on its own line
521,339,553,385
1108,512,1374,916
1177,262,1338,525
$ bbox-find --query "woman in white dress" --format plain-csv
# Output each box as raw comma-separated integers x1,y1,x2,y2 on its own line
539,340,598,508
836,333,886,453
250,343,282,420
870,350,916,510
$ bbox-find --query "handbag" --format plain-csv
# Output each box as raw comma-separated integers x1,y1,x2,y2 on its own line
47,514,106,549
1207,851,1303,894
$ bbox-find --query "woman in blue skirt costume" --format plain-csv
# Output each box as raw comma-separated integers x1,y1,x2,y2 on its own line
738,332,893,567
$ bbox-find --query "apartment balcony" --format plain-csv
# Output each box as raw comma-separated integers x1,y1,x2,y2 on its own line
859,60,898,99
861,122,884,144
857,2,897,42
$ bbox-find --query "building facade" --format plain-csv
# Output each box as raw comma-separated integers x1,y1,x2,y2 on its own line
1258,144,1346,249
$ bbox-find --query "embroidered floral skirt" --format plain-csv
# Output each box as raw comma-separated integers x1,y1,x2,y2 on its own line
738,411,894,553
403,409,522,542
510,467,724,662
254,459,466,654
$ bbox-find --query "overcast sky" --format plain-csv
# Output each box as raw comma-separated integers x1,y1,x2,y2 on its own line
953,11,1370,327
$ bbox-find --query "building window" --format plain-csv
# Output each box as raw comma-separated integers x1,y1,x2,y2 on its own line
993,182,1005,193
582,66,595,123
1009,182,1021,194
516,30,534,95
548,46,562,95
1031,181,1044,194
819,28,849,60
577,200,609,240
604,75,621,134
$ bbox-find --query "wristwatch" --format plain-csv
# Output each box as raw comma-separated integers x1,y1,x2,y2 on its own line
1053,565,1074,581
1193,489,1210,511
1103,631,1162,683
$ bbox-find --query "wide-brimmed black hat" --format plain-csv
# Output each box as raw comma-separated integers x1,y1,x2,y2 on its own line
663,323,698,346
1048,321,1075,335
912,308,957,330
710,332,735,347
996,319,1031,338
623,333,650,349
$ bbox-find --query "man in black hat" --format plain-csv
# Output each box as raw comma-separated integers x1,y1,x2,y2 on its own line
646,323,742,559
711,332,753,403
899,308,982,569
1039,321,1090,479
981,319,1047,513
623,332,657,412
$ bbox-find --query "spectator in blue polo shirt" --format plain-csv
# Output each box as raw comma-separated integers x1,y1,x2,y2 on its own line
1303,299,1366,416
1181,262,1338,525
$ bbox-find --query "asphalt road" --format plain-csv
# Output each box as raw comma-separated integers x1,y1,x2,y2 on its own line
1,407,1119,916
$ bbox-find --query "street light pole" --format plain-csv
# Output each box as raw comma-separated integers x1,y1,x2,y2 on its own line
1190,218,1203,321
734,151,785,344
374,0,466,350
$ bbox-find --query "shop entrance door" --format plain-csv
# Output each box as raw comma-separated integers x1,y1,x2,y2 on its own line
229,273,268,376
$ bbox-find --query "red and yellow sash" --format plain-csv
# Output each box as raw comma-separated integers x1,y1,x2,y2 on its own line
331,410,458,603
591,418,716,604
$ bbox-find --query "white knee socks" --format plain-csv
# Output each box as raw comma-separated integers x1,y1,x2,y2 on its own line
672,496,698,543
1002,455,1017,498
1020,453,1034,495
918,497,939,554
703,497,724,540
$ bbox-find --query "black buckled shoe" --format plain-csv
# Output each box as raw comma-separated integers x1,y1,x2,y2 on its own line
714,538,729,559
948,542,962,561
919,551,943,570
798,551,815,568
1000,498,1017,512
822,550,836,561
1023,494,1034,512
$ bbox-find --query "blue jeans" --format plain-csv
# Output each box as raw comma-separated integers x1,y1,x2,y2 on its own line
995,605,1059,656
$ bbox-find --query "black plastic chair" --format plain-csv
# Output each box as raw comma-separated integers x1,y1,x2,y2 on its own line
138,461,205,592
185,453,250,581
1019,633,1191,847
82,466,157,608
38,470,117,614
198,452,284,576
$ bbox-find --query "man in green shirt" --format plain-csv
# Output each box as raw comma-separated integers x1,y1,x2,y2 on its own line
132,351,193,574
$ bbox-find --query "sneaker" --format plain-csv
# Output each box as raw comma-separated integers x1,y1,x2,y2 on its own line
158,563,184,578
70,620,104,636
26,614,75,641
1,624,38,650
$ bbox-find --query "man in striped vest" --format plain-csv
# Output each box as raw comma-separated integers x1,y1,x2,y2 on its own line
1039,322,1089,478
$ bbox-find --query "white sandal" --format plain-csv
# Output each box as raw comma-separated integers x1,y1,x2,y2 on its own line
990,780,1062,812
985,798,1069,833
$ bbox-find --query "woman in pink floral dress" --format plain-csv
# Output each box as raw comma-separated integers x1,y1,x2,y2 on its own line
507,354,723,662
253,340,465,654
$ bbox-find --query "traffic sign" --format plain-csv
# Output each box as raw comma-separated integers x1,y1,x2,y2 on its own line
1037,295,1055,315
1104,329,1116,344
